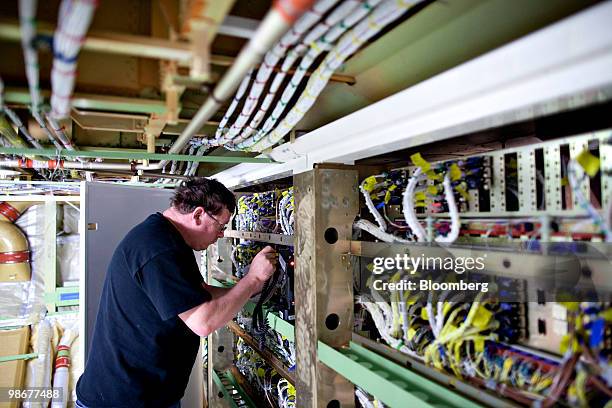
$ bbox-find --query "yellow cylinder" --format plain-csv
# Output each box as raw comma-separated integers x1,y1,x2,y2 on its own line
0,221,31,282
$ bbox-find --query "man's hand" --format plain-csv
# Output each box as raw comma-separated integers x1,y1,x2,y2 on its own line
247,246,276,292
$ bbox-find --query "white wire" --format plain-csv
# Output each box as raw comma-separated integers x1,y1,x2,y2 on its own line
354,219,412,243
359,175,387,231
402,168,427,242
434,174,460,244
228,0,365,147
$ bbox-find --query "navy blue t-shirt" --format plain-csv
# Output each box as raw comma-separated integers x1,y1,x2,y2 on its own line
76,213,211,407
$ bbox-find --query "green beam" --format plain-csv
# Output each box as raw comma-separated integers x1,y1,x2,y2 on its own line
0,147,277,164
318,341,483,408
225,370,258,408
0,353,38,363
242,301,295,341
4,89,169,115
211,370,241,408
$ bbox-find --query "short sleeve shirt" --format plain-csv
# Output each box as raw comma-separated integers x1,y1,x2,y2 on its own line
76,213,211,407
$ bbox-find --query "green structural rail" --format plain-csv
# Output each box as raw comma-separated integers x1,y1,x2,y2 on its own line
225,370,258,407
0,353,38,363
0,147,277,164
212,369,255,408
318,341,483,408
241,301,294,341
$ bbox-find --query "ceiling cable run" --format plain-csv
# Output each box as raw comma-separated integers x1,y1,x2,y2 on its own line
214,0,342,145
18,0,42,113
241,0,424,152
230,0,377,149
227,0,365,148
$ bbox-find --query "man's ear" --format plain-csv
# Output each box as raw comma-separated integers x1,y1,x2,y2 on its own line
193,207,205,224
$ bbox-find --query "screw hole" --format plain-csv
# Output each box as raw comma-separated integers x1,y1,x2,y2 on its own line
218,392,224,398
325,313,340,330
503,259,511,268
327,400,341,408
324,227,338,244
218,346,225,353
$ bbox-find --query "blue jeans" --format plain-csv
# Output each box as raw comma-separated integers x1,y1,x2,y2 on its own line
76,400,180,408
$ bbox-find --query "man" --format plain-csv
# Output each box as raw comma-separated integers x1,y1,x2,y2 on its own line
76,178,275,407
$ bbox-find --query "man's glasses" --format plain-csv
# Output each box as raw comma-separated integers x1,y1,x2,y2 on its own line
205,210,228,232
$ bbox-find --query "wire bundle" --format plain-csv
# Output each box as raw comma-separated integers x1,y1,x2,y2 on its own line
210,0,425,152
236,192,278,233
50,0,98,119
359,270,612,407
231,241,266,278
277,188,294,235
235,338,296,408
236,313,296,369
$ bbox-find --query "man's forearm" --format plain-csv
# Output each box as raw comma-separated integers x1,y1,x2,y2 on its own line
192,276,260,335
202,283,231,299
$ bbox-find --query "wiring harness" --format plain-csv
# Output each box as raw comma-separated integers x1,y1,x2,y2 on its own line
235,338,296,408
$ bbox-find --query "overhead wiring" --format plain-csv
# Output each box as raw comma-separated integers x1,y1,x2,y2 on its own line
215,0,341,146
237,0,424,152
50,0,98,119
226,0,364,148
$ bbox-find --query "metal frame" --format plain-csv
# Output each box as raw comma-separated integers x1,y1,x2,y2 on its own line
294,166,358,406
0,147,276,164
223,230,294,246
544,145,562,211
318,341,483,408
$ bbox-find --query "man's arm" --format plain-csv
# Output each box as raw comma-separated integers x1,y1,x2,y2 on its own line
202,283,230,299
180,246,276,336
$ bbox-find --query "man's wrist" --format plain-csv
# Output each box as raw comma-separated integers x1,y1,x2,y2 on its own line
242,274,262,297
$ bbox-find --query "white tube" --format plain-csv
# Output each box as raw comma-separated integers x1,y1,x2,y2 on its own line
434,174,460,244
402,168,427,242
